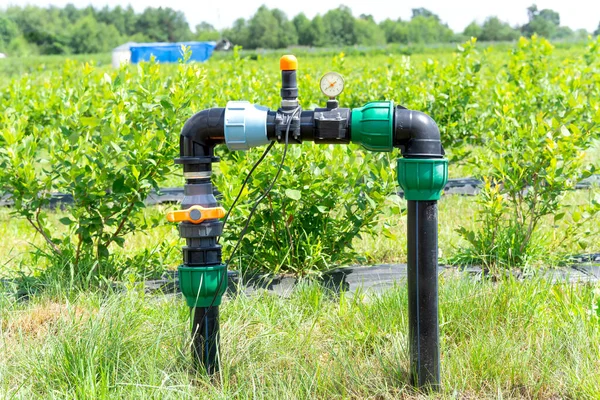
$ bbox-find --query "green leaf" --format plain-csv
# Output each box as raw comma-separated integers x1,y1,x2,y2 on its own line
112,177,127,194
97,244,109,259
132,165,140,180
113,237,126,247
111,142,123,154
160,99,173,110
59,217,73,226
81,117,101,128
285,189,301,200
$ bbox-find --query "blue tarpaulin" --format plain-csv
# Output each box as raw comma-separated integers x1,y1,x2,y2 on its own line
129,42,215,64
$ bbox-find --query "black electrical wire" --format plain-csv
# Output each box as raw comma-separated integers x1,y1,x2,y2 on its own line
204,106,301,312
218,140,276,243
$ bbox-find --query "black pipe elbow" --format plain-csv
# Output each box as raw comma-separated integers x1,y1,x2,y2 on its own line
180,108,226,158
394,107,445,158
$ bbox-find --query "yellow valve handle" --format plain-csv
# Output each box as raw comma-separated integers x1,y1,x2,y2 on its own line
166,205,226,224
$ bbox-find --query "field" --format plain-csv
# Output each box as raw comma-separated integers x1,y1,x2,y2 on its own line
1,37,600,398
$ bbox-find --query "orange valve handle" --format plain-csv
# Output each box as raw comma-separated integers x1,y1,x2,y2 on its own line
166,205,226,224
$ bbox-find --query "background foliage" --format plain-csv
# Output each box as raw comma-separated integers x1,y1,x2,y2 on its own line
0,50,205,282
0,37,599,281
453,37,600,268
217,144,400,275
0,3,597,55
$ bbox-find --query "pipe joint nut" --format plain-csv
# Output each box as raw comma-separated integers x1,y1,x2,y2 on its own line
350,101,394,152
397,158,449,201
178,264,227,307
224,101,270,151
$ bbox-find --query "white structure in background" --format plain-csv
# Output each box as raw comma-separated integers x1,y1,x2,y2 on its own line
0,53,7,59
111,42,134,68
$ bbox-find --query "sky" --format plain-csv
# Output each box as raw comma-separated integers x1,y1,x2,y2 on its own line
4,0,600,33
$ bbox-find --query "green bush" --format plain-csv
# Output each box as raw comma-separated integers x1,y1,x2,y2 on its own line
216,144,401,275
0,50,204,282
2,38,599,281
419,38,483,152
454,36,600,269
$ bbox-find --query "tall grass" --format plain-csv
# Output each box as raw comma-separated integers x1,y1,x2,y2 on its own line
1,277,599,398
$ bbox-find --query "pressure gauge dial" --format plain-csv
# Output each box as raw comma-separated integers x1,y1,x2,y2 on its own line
319,72,345,98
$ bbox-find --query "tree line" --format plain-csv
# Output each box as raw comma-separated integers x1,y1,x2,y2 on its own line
0,3,597,56
0,5,193,55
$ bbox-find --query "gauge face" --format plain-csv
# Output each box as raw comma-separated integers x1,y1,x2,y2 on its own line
320,72,345,98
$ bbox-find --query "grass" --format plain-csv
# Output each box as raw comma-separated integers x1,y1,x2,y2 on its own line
1,276,599,398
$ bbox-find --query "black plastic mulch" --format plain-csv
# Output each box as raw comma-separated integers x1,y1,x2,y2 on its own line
141,254,600,298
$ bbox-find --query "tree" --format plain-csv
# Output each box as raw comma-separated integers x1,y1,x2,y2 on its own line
0,4,216,55
69,15,121,54
553,26,573,39
271,8,297,48
0,16,18,51
573,29,588,40
322,6,356,46
594,22,600,36
135,7,192,42
310,15,327,47
380,19,409,43
195,22,220,41
355,14,386,46
293,13,313,46
223,18,249,48
411,8,440,21
480,17,519,41
94,5,138,37
9,6,72,54
1,3,587,55
522,4,560,38
463,21,483,39
247,6,282,49
62,3,84,23
407,15,454,44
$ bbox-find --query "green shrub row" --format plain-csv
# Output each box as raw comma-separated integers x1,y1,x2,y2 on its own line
1,38,599,281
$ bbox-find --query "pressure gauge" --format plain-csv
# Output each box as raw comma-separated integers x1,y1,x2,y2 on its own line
319,72,345,98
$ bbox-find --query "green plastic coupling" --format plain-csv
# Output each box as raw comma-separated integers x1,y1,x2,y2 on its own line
351,101,394,152
397,158,449,201
178,264,227,308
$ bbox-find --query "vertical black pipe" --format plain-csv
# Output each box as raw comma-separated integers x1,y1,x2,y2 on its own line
191,306,220,375
406,200,440,389
280,70,298,100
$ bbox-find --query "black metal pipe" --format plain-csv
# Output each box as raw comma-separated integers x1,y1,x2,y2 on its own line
406,200,440,389
191,306,220,375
